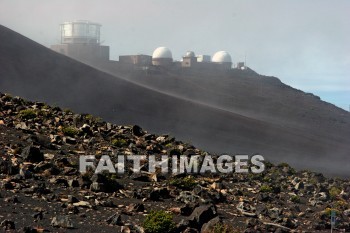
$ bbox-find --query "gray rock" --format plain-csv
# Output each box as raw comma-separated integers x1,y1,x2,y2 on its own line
21,145,44,163
51,215,74,229
176,191,207,204
316,192,328,201
343,209,350,216
304,183,315,192
90,182,105,192
295,181,304,190
125,203,145,213
67,195,79,203
188,204,217,229
0,219,15,230
80,124,93,135
15,122,28,130
106,214,123,226
68,179,80,187
132,125,144,137
63,136,76,144
4,196,20,203
283,217,297,229
201,216,221,233
183,228,199,233
91,173,106,183
268,207,281,220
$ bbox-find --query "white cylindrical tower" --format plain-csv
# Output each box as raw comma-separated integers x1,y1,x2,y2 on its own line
60,20,101,44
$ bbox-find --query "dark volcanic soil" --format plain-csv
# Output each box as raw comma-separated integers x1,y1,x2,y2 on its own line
0,93,350,232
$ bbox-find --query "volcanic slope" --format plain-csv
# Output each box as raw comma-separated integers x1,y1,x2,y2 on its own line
0,25,349,176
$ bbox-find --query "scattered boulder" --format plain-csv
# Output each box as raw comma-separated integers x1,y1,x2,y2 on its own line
125,203,145,214
21,145,44,163
106,214,123,226
188,204,217,229
201,216,221,233
132,125,144,137
51,215,74,229
176,191,207,204
0,219,15,230
268,207,281,220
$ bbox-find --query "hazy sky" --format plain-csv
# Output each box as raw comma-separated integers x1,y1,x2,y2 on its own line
1,0,349,110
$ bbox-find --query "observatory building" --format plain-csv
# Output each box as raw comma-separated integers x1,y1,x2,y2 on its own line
180,50,233,71
212,51,232,70
51,20,109,64
152,47,173,66
182,51,197,68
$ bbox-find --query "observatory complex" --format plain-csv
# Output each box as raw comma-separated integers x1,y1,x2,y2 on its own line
51,20,245,73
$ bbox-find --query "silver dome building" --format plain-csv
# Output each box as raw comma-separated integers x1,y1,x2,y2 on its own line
152,47,173,66
212,51,232,69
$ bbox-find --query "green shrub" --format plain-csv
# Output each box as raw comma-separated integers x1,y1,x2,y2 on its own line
169,176,196,190
277,162,296,174
334,200,349,210
111,138,128,147
324,207,340,216
165,143,173,148
62,126,79,137
213,223,237,233
260,185,272,193
63,108,72,114
85,114,102,123
143,210,176,233
290,195,300,203
329,186,341,199
18,109,37,119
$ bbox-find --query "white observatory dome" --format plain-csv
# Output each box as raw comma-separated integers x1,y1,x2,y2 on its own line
152,47,173,59
185,51,195,57
212,51,232,63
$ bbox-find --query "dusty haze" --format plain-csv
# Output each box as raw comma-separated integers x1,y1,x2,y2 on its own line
0,0,349,109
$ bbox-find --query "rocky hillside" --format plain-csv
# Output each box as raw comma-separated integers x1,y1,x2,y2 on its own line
0,93,350,232
0,24,349,176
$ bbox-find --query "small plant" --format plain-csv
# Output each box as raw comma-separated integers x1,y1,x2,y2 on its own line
62,126,79,137
329,186,341,199
334,200,349,210
95,117,102,123
290,195,301,203
324,207,340,216
63,108,72,114
165,143,173,148
260,185,272,193
18,109,37,119
277,162,290,168
41,104,50,110
213,223,237,233
111,138,128,147
262,176,271,182
143,210,176,233
37,109,53,118
169,176,196,190
277,162,296,174
85,114,102,123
